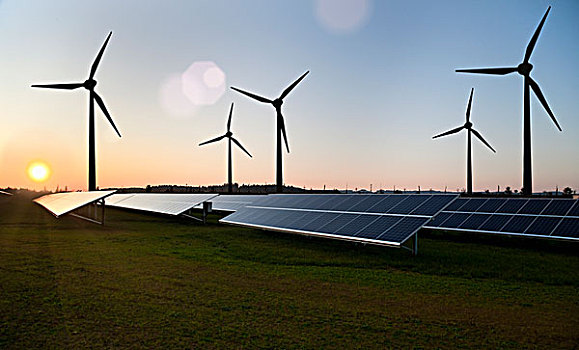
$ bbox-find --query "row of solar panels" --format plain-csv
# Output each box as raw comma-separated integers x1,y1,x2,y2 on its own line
221,194,458,247
424,197,579,239
33,192,266,218
105,193,267,215
33,191,579,251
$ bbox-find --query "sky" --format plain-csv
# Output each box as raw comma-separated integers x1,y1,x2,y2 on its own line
0,0,578,193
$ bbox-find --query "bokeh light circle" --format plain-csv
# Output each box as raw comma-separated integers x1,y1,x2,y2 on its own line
181,61,226,106
159,73,198,119
315,0,371,34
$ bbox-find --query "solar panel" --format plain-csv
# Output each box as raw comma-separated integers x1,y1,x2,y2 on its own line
425,197,579,241
105,193,217,216
194,194,267,212
34,191,116,217
0,190,13,196
220,194,458,252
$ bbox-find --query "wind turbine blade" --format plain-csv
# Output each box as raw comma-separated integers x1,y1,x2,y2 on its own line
466,88,474,123
528,77,562,131
227,103,234,132
524,6,550,63
199,135,226,146
279,71,309,99
230,87,272,104
471,129,496,153
456,67,517,75
93,91,121,137
231,137,252,158
31,83,83,90
278,111,290,153
432,126,464,139
89,31,113,79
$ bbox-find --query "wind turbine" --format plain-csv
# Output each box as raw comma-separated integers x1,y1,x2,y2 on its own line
456,6,561,196
199,103,252,193
32,31,121,192
433,88,496,195
231,71,309,193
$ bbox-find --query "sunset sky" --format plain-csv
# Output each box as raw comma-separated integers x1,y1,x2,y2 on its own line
1,0,578,193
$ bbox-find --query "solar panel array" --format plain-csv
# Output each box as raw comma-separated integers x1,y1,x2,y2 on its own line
221,194,458,247
425,197,579,240
34,190,116,217
195,194,267,212
105,193,218,216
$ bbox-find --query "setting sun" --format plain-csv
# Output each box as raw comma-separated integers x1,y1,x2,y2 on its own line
27,161,51,182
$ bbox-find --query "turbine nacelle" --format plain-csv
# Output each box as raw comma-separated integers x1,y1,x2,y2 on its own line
464,121,473,129
225,131,233,138
517,62,533,76
272,98,283,109
84,79,97,90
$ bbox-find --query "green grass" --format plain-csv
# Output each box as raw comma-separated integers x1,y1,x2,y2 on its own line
1,194,578,348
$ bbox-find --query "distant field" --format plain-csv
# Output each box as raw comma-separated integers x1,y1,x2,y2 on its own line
1,195,578,348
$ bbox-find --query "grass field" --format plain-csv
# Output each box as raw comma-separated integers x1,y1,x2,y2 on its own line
1,194,578,348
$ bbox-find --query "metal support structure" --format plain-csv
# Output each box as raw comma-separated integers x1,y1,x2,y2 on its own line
203,201,212,224
413,231,418,256
69,199,106,225
180,201,213,224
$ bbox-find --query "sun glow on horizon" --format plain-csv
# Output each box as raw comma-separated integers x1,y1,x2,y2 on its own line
27,161,51,183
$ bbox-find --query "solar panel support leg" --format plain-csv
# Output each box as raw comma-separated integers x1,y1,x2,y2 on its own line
413,232,418,256
202,201,212,224
100,199,105,225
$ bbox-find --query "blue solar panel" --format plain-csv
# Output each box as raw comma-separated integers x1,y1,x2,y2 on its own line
221,194,459,249
335,215,379,236
318,213,359,234
355,216,403,239
501,215,536,233
378,217,429,242
566,201,579,217
457,198,487,212
518,199,549,215
299,212,338,232
281,211,312,230
425,212,452,227
551,218,579,238
542,199,575,216
477,198,507,213
495,199,527,213
259,209,296,227
440,213,470,228
426,198,579,242
368,195,408,213
388,196,429,215
250,209,283,226
411,195,457,216
459,213,491,230
478,214,512,232
525,216,561,236
347,196,387,213
443,198,468,211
